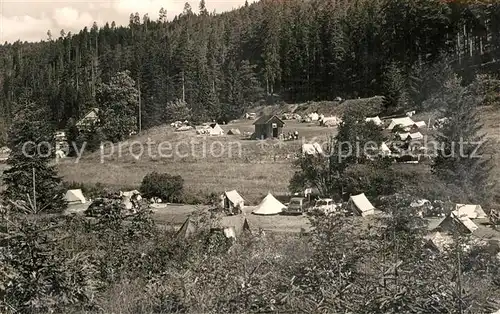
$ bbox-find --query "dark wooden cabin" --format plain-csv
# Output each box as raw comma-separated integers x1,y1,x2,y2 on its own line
253,115,285,139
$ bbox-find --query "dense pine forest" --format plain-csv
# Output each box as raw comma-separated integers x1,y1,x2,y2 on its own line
0,0,500,140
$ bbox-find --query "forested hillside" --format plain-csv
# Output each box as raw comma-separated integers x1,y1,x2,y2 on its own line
0,0,499,137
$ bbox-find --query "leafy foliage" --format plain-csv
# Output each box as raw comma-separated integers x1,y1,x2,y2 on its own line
96,71,139,142
0,209,98,313
140,172,184,202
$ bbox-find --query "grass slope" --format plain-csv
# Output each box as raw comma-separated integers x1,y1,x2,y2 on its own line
58,120,335,204
55,106,500,205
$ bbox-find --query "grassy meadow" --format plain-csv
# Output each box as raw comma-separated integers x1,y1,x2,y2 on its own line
58,119,335,204
56,107,500,204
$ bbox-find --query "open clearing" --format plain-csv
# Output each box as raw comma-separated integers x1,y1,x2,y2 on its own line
58,119,334,204
2,107,499,237
57,106,500,204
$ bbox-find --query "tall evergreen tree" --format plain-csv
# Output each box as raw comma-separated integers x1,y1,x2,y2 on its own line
432,75,493,200
199,0,209,16
2,98,66,213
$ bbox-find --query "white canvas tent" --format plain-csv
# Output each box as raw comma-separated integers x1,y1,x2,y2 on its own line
365,116,383,126
455,204,487,219
308,113,319,121
348,193,375,216
65,189,86,204
407,132,423,140
221,190,245,210
252,193,286,215
302,143,324,156
387,117,415,130
380,142,391,155
76,108,99,128
122,197,134,210
398,132,410,141
208,123,224,136
398,132,423,141
120,190,142,203
424,232,453,252
413,121,426,128
321,116,340,127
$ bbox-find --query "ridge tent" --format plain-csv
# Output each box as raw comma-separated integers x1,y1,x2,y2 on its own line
65,189,86,204
176,218,197,240
387,117,415,131
365,116,383,126
242,218,251,234
348,193,375,216
252,193,286,215
302,143,324,156
424,231,453,252
455,204,487,219
407,132,423,141
438,211,478,234
380,142,391,155
221,190,245,210
412,121,427,129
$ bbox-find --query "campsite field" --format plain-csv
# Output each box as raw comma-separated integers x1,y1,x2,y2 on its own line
58,119,334,204
55,106,500,204
65,202,500,239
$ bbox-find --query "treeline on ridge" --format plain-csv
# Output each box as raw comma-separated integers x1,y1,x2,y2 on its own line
0,0,499,141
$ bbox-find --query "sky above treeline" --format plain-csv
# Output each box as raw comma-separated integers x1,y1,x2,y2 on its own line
1,0,247,43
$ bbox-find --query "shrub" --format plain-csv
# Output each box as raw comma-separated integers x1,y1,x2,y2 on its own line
140,172,184,203
0,215,99,313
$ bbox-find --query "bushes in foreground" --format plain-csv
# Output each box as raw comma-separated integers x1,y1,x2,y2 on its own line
140,172,184,203
2,197,500,313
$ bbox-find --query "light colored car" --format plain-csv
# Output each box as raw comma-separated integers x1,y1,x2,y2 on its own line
311,198,337,215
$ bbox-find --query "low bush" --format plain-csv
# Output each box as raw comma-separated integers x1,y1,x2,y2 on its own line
140,172,184,203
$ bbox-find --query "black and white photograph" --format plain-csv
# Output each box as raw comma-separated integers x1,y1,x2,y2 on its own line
1,0,500,313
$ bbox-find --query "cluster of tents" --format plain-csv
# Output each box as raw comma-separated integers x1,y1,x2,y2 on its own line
424,204,498,255
220,189,376,217
195,123,225,136
64,188,144,213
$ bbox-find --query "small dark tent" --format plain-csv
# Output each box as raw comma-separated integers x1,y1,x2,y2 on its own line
176,218,196,240
242,218,251,234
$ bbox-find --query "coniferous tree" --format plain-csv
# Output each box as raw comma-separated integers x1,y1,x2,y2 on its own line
382,62,410,114
199,0,209,16
2,98,66,213
164,99,192,123
432,75,494,200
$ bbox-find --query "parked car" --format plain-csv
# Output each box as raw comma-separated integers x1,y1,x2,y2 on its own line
284,197,310,215
310,198,337,215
